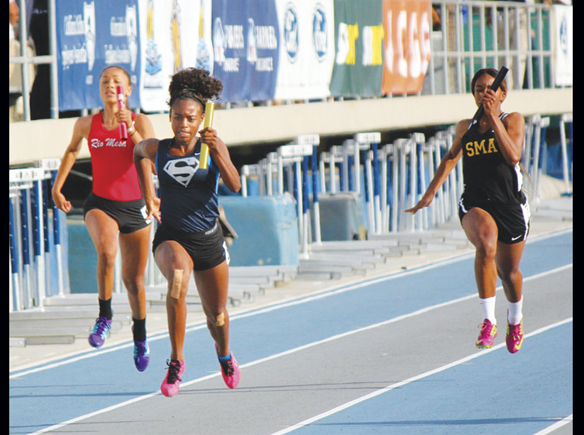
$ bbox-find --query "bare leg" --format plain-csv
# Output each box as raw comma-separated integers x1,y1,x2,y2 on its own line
154,240,193,362
461,208,499,299
119,225,151,320
496,240,526,303
85,210,119,303
194,261,231,357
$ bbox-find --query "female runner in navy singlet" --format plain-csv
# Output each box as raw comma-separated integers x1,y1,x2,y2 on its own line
133,67,242,397
405,68,529,354
51,66,156,371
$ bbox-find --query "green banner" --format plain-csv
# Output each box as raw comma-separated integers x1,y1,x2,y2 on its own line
330,0,384,98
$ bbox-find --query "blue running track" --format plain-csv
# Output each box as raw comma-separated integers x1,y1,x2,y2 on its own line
9,230,572,435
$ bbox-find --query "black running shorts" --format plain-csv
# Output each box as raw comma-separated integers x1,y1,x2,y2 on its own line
458,194,530,244
152,220,230,271
83,192,151,234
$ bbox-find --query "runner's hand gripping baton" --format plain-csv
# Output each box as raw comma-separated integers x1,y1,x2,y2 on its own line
116,85,128,141
199,101,215,170
471,66,508,124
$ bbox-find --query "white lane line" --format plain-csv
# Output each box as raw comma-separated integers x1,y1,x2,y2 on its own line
11,253,472,380
12,262,571,380
11,251,471,379
23,265,572,435
533,414,573,435
269,318,574,435
11,228,572,377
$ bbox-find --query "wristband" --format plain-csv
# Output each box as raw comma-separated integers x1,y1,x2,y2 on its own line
127,121,136,135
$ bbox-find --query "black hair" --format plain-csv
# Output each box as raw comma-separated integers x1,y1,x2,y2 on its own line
471,67,508,95
168,67,223,112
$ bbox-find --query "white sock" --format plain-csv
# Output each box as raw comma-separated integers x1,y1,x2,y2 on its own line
508,297,524,325
479,296,497,325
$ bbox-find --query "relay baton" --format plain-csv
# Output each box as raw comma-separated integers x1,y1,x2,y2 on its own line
199,101,215,170
472,66,508,124
116,85,128,140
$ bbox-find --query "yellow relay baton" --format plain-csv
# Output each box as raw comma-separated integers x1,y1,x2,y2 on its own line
199,101,215,170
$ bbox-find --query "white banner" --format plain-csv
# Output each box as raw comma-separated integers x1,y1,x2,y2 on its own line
274,0,335,101
553,5,572,87
139,0,213,112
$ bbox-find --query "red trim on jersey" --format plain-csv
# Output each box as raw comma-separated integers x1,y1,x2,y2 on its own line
88,112,143,201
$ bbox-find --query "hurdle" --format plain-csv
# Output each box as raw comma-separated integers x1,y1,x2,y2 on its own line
277,135,320,257
311,143,322,245
410,132,428,232
430,132,448,226
559,113,573,196
524,114,539,175
351,133,378,234
523,115,550,203
319,145,340,194
9,159,68,312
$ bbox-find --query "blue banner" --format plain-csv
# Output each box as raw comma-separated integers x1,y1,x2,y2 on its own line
212,0,279,102
56,0,141,111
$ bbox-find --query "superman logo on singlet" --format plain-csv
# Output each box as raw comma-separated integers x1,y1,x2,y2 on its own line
163,157,199,187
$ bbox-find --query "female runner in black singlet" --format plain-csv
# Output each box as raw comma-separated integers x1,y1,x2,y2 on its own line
405,68,528,354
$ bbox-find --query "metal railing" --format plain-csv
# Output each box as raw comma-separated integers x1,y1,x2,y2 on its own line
425,0,558,95
9,0,59,121
9,0,563,122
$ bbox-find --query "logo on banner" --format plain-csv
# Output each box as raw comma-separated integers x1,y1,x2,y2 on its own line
362,25,384,66
84,2,96,71
125,6,138,71
247,18,277,71
164,157,200,187
196,0,212,72
559,15,568,55
247,19,257,63
171,0,182,73
145,0,162,79
382,0,432,95
335,22,359,65
213,17,243,72
283,3,299,63
104,6,137,70
312,3,328,62
61,2,95,71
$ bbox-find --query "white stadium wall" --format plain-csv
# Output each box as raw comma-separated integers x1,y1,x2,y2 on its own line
9,88,572,166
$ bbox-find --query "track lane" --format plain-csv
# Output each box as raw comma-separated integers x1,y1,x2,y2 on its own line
9,230,572,435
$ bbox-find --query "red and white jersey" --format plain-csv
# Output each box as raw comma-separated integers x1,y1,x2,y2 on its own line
88,112,142,201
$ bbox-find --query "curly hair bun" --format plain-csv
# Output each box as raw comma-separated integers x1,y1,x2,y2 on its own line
168,67,223,109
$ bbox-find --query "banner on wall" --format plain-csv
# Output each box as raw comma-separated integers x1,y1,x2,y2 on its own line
139,0,211,112
381,0,432,95
212,0,280,103
274,0,335,101
553,5,572,87
56,0,141,111
330,0,384,98
55,0,436,110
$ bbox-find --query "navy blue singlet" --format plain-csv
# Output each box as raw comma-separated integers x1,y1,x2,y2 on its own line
155,138,220,232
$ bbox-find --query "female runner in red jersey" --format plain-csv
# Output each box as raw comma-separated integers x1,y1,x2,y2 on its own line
52,66,156,371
